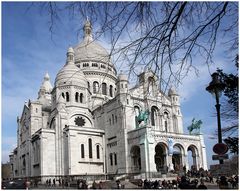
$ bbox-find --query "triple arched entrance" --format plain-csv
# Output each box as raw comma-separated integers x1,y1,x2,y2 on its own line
130,143,200,174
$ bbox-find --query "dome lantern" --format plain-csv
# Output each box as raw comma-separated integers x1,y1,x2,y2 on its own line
83,18,93,42
66,47,75,65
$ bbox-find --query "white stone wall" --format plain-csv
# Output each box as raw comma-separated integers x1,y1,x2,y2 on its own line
41,130,56,176
65,127,105,175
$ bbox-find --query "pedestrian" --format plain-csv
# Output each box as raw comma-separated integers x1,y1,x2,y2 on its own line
197,179,207,189
53,178,56,187
99,181,103,189
92,180,97,189
49,178,51,187
62,179,65,188
46,179,48,187
116,180,121,189
78,180,83,189
219,176,229,189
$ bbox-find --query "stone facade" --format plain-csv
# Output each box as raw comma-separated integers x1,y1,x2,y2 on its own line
10,20,207,182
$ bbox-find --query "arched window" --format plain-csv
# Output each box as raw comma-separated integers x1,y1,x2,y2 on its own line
81,144,85,158
62,92,65,99
109,85,113,97
75,92,79,102
164,112,169,132
66,92,70,102
96,145,100,159
151,106,158,126
80,93,83,103
93,81,99,94
88,138,92,158
102,83,107,95
134,106,140,117
110,153,113,166
165,121,168,131
148,77,155,96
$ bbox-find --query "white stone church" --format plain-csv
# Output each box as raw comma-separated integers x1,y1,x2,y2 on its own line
10,20,207,182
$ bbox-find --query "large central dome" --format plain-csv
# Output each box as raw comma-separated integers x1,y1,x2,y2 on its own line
74,20,111,64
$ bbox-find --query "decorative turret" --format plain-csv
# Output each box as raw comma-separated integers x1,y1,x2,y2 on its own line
168,86,183,133
55,47,87,87
66,47,75,64
117,72,129,94
168,86,180,106
38,72,53,100
138,69,158,97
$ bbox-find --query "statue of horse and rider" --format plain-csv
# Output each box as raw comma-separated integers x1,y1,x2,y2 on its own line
187,118,202,134
135,110,149,128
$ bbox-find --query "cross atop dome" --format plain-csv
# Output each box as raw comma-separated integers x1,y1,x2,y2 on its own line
83,18,93,41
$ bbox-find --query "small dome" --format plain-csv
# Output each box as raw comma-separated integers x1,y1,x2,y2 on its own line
40,72,53,92
67,47,74,53
168,86,178,96
118,73,128,81
55,48,87,87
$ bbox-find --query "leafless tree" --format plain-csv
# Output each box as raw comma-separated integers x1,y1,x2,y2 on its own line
33,2,238,92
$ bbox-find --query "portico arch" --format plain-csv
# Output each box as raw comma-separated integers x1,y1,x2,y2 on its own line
130,145,141,172
187,145,199,170
155,142,167,172
172,144,185,172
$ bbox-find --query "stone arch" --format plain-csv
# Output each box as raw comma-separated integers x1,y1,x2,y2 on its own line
102,82,107,95
130,145,141,172
151,106,159,127
148,76,155,95
93,81,99,93
187,144,199,171
134,105,141,116
172,143,185,172
155,142,168,172
163,110,170,132
66,92,70,102
75,92,79,102
109,85,113,97
80,93,83,103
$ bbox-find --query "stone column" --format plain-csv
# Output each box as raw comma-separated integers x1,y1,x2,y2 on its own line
184,154,189,172
140,136,148,178
168,154,174,171
199,134,208,170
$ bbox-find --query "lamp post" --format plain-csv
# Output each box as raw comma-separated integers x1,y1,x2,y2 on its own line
206,72,225,164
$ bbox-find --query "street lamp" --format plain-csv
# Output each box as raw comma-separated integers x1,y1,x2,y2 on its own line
206,72,225,164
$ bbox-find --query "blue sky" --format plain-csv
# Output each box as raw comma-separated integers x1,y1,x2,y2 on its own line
2,2,238,168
